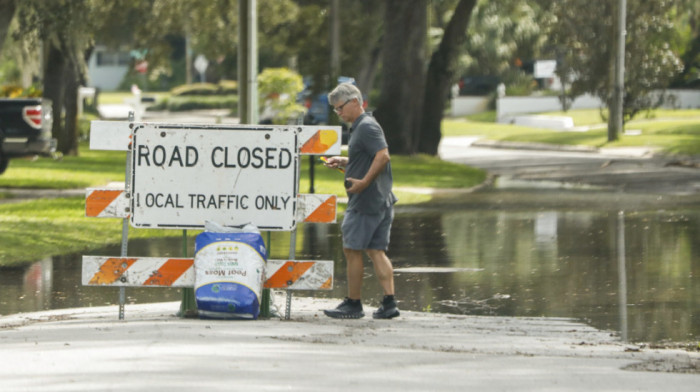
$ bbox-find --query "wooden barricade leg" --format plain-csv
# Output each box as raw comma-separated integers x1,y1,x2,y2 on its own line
178,229,197,318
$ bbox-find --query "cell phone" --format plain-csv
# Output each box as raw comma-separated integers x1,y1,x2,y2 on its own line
344,180,352,189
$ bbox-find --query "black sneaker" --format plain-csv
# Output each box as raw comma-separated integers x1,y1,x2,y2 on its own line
372,296,400,319
323,298,365,319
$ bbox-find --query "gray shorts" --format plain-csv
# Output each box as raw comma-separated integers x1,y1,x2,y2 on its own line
342,206,394,251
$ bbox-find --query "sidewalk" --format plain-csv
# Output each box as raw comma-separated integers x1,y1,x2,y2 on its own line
98,104,237,124
0,298,697,391
448,135,656,158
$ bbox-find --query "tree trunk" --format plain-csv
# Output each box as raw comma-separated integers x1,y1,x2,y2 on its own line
418,0,477,155
0,0,16,56
356,45,381,96
374,0,427,155
63,56,80,156
43,43,66,149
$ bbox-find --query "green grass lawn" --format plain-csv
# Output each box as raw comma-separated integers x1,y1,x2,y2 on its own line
0,197,180,266
299,154,486,205
444,108,700,155
0,148,127,189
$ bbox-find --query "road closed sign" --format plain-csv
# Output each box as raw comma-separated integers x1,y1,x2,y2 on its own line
130,124,298,230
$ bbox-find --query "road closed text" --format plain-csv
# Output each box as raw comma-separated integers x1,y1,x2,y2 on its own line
136,145,293,170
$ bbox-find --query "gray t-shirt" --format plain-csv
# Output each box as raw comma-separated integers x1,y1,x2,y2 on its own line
345,113,398,214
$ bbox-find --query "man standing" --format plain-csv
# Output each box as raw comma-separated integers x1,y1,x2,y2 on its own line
322,83,399,319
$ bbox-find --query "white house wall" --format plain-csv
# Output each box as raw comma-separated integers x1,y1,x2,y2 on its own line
87,47,130,91
491,90,700,122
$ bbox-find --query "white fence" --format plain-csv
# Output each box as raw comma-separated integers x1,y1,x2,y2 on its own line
451,89,700,121
450,96,490,117
496,94,601,122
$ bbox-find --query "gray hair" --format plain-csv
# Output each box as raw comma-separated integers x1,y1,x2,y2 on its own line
328,83,363,107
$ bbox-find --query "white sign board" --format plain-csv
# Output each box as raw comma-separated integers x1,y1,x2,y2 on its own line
90,121,131,151
130,124,298,230
194,54,209,74
194,55,209,83
534,60,557,79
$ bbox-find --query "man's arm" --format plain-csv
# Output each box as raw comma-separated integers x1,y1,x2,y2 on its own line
346,148,390,193
323,156,348,168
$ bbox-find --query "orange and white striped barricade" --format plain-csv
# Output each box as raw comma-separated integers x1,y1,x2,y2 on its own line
296,194,337,223
298,127,342,155
263,259,334,290
82,256,333,291
85,188,129,218
82,257,194,287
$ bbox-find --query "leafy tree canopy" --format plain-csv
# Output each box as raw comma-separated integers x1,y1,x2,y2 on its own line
540,0,684,121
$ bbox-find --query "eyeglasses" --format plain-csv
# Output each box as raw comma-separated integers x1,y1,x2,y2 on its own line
333,99,352,113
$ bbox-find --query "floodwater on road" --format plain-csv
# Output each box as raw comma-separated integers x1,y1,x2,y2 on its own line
1,188,697,344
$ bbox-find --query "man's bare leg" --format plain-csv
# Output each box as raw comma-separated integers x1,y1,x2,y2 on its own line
344,248,364,299
366,249,400,319
366,249,395,296
322,248,366,319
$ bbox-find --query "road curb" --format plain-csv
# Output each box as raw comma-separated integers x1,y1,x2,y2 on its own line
472,139,598,153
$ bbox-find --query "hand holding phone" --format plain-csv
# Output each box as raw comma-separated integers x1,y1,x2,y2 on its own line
320,156,345,173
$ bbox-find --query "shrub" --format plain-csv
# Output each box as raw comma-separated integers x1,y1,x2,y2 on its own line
503,72,537,97
258,68,304,99
170,83,220,96
257,68,306,124
218,80,238,94
169,80,239,97
0,84,42,98
1,85,23,97
148,95,238,112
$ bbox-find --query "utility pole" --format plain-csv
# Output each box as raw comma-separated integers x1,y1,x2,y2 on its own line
330,0,340,81
608,0,626,141
238,0,258,124
328,0,341,131
185,33,192,85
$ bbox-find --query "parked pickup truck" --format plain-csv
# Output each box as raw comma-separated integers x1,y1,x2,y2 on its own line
0,98,55,174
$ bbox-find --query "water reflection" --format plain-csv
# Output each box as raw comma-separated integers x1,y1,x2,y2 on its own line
1,203,697,343
0,247,183,316
299,204,698,343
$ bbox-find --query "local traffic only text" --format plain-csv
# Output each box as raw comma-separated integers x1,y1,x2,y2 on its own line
135,193,292,211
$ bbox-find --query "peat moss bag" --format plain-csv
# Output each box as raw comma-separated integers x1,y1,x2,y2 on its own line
194,223,267,319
